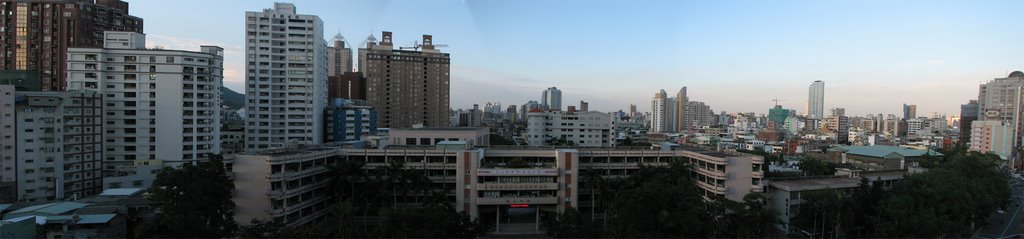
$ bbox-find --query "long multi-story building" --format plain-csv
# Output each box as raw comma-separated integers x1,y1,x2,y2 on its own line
0,0,143,91
650,89,674,133
232,144,766,231
526,108,613,147
66,31,223,177
807,80,824,120
359,31,450,129
13,90,103,202
244,3,328,151
0,84,15,202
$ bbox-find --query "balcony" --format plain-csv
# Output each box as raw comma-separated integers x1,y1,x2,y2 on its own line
751,171,764,178
695,167,727,179
696,181,727,195
476,196,559,205
477,182,559,191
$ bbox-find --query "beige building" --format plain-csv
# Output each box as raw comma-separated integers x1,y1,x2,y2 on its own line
232,144,766,233
970,120,1014,159
526,109,613,147
388,127,489,147
327,34,353,76
359,31,450,128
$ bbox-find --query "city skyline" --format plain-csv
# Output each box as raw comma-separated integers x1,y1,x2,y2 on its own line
130,0,1024,116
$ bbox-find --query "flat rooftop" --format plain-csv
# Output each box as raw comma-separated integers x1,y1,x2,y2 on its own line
396,127,485,131
770,177,861,192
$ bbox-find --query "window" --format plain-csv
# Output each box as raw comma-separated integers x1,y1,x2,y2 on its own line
166,56,175,63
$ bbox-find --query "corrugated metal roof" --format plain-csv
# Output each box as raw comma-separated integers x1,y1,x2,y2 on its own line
837,145,943,158
8,202,89,215
75,214,117,224
99,188,143,196
0,204,12,212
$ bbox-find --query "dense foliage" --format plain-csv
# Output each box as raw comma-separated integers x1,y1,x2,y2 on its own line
545,159,778,238
146,155,236,238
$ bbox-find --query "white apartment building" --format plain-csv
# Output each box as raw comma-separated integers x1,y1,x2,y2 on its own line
527,109,613,147
0,85,15,202
651,89,675,133
66,31,224,178
244,3,328,151
13,91,104,202
970,120,1014,159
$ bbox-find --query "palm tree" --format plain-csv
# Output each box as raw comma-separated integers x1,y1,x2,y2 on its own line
582,167,605,222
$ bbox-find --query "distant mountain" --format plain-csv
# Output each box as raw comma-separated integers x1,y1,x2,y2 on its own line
222,87,245,110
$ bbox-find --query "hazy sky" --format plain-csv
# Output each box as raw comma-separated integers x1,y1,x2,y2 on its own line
131,0,1024,117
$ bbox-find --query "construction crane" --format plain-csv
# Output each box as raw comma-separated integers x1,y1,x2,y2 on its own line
399,40,449,51
771,98,785,106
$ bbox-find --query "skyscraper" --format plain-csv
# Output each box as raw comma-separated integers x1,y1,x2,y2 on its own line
807,81,824,119
651,89,675,133
244,3,327,151
903,104,917,119
359,31,450,128
327,33,353,76
675,87,688,132
67,31,224,174
542,87,562,110
0,0,144,91
960,100,978,148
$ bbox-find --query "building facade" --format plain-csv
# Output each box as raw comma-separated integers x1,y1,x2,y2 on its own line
0,84,14,202
359,31,450,129
325,99,375,142
687,101,714,129
233,145,766,232
807,81,824,120
13,91,103,201
527,109,613,147
541,87,562,110
66,32,223,176
0,0,143,91
960,100,979,148
650,89,674,133
327,72,365,100
675,87,688,132
244,3,328,151
970,120,1014,159
327,33,352,76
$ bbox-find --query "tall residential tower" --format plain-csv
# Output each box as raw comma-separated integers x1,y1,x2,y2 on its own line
807,81,824,119
542,87,562,110
0,0,143,91
244,3,328,151
359,31,450,128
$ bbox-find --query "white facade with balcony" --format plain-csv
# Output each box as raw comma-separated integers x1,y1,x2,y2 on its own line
67,31,223,183
244,3,328,152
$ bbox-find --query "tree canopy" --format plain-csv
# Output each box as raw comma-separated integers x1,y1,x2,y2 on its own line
147,155,236,238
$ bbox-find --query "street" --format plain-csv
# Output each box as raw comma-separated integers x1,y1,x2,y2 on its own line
974,174,1024,239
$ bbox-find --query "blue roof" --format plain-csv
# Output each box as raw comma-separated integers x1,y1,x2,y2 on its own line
99,188,143,196
7,202,90,215
43,214,116,224
836,145,943,158
0,204,11,212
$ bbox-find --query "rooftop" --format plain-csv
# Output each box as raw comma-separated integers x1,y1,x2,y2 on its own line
5,202,90,218
831,145,943,158
770,177,862,191
99,188,143,197
397,127,485,131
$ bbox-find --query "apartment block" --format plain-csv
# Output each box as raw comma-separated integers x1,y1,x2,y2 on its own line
0,85,14,202
14,90,103,201
327,34,352,76
232,145,766,233
232,147,339,227
359,31,450,128
526,109,613,147
327,72,365,100
66,31,223,179
325,99,375,142
0,0,143,91
244,3,328,151
970,120,1014,159
650,89,675,133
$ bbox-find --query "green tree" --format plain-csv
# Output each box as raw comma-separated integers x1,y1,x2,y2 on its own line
543,208,601,238
799,158,835,176
733,193,779,238
148,155,236,238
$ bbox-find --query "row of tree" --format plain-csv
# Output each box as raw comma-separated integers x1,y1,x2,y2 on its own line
791,149,1010,238
546,159,778,238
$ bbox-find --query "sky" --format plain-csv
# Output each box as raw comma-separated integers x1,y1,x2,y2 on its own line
130,0,1024,117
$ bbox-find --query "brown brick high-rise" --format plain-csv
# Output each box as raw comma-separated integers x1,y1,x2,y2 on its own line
328,71,365,100
359,31,450,128
0,0,143,91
